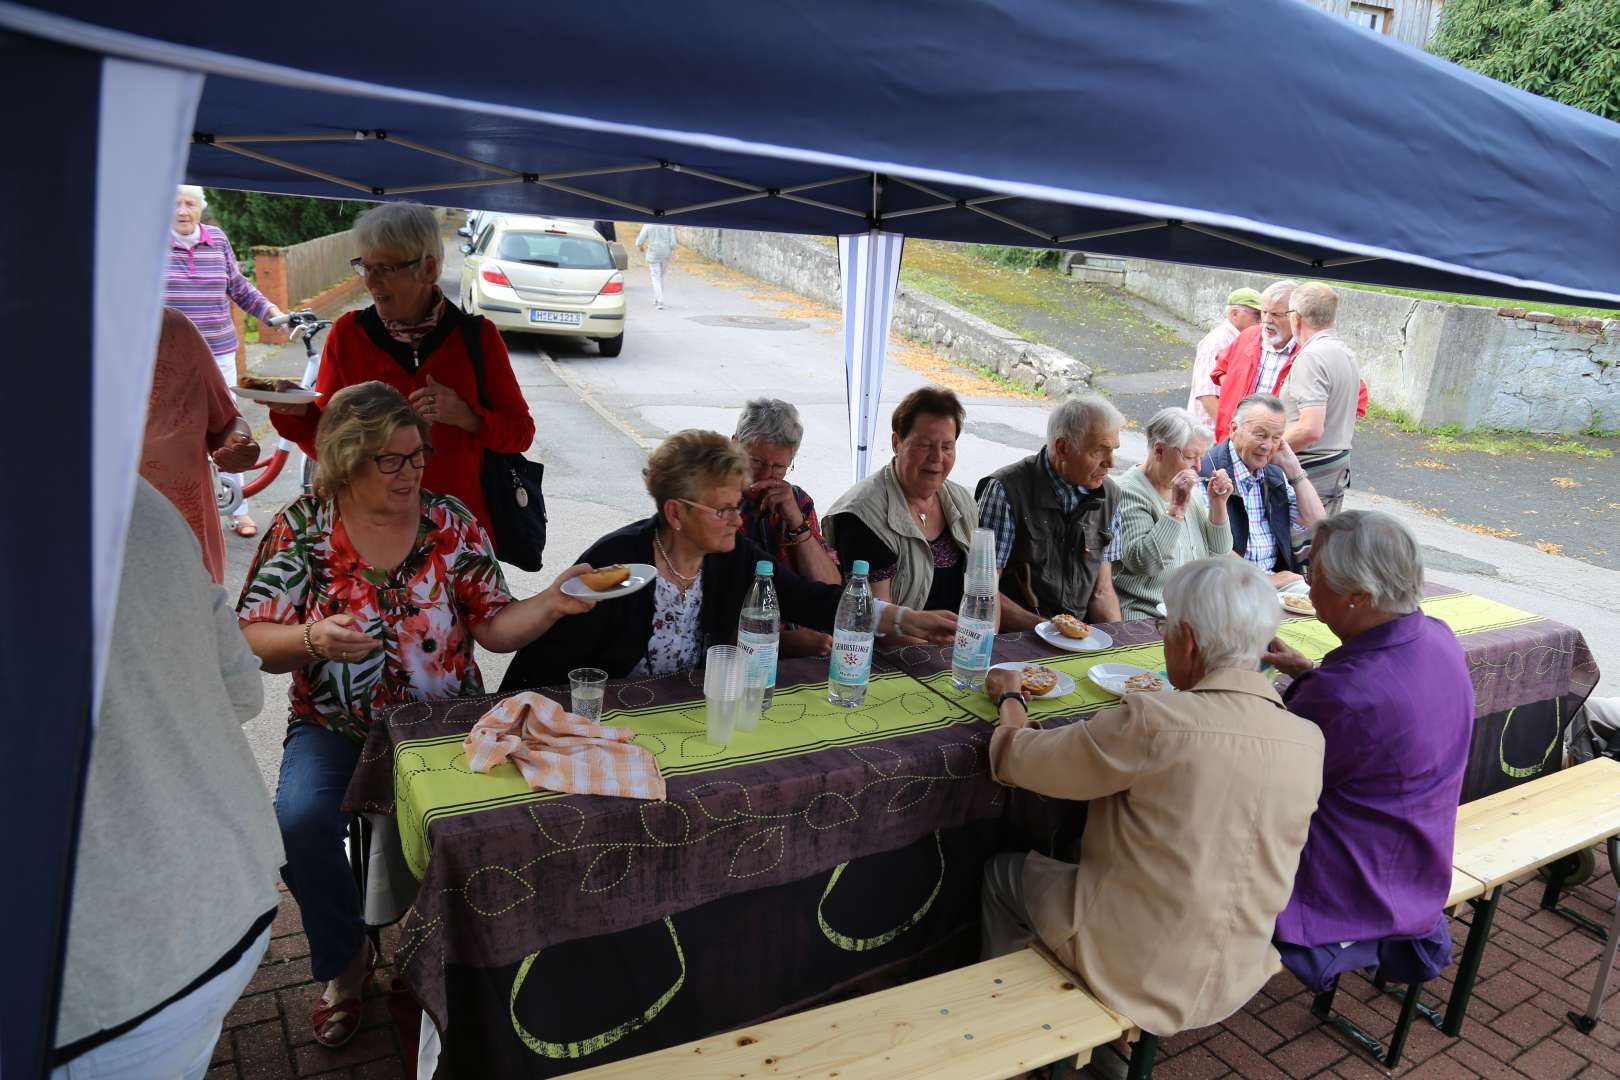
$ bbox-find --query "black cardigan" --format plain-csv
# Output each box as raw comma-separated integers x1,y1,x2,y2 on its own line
500,516,845,692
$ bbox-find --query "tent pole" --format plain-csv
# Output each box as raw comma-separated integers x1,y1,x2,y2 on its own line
838,230,905,483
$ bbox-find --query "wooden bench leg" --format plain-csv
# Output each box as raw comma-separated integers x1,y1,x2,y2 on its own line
1570,882,1620,1034
1442,886,1501,1037
1124,1033,1159,1080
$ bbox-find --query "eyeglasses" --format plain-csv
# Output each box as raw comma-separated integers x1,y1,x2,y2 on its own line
678,498,744,523
748,456,794,478
350,255,423,279
1260,309,1290,320
372,446,434,474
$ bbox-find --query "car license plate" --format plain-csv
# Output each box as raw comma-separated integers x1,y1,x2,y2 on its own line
531,310,583,326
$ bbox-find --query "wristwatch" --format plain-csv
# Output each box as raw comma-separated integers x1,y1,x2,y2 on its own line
1287,472,1307,484
996,691,1028,711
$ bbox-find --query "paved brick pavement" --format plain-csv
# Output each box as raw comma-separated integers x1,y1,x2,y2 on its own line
219,848,1620,1079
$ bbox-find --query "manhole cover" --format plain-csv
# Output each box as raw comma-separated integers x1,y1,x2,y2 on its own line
688,315,807,331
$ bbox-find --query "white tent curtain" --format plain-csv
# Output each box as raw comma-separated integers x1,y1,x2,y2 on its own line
837,230,904,482
92,58,203,718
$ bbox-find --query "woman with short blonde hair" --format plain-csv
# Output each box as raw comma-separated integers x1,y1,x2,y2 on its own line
502,429,960,690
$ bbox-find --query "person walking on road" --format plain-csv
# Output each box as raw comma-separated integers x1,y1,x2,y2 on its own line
636,222,678,309
1189,288,1262,430
1280,283,1360,515
164,184,283,538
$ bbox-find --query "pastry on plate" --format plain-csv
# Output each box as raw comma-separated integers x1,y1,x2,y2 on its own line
1281,593,1315,615
1051,613,1090,639
580,565,632,591
1020,665,1059,696
1124,671,1166,693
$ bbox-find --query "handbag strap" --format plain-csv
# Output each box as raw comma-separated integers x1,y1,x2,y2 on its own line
460,315,489,409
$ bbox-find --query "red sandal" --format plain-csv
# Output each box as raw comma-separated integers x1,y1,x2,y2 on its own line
310,995,363,1048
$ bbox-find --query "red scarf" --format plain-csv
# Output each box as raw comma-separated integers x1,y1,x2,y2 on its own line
383,287,447,346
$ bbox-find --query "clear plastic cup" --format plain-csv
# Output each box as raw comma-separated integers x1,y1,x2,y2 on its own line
703,645,743,747
569,667,608,722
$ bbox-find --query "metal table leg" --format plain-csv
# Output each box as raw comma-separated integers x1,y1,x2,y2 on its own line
1443,886,1501,1037
1570,883,1620,1034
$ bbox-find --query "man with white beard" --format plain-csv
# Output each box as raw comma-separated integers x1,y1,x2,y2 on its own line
1209,280,1299,441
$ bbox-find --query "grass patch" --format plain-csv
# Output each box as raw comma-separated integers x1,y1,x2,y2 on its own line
1427,432,1612,459
1322,280,1620,321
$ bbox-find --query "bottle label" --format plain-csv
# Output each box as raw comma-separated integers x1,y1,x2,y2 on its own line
739,631,778,690
951,616,996,671
829,628,874,686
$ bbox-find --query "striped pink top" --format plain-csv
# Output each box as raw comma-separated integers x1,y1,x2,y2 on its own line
162,225,276,356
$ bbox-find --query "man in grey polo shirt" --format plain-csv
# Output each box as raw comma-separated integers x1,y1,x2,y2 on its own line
1281,282,1360,515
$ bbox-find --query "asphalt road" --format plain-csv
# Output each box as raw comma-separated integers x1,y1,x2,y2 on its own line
225,235,1618,794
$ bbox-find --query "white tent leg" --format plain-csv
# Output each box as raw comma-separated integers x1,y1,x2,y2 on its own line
837,230,904,482
93,59,202,719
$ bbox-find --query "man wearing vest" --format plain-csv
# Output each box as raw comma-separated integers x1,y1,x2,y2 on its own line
976,396,1125,628
1280,283,1360,516
1200,394,1326,587
1210,280,1300,441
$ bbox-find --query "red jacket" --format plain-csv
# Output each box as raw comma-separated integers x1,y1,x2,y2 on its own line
270,304,534,533
1211,326,1367,441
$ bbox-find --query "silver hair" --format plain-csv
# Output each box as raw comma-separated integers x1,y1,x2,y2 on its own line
733,397,805,452
1233,393,1286,427
1047,394,1124,455
176,184,206,209
352,202,441,266
1162,557,1281,670
1144,407,1210,453
1311,510,1425,614
1260,279,1298,307
1291,282,1339,327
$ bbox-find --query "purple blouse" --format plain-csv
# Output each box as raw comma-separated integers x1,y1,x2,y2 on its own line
162,225,276,356
1275,611,1474,947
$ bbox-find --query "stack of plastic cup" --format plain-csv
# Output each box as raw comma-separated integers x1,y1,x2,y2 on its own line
703,644,744,747
966,527,998,596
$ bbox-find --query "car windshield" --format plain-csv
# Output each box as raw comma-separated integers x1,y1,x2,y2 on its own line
495,231,612,270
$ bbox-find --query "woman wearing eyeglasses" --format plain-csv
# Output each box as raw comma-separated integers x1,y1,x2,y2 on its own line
267,201,534,543
239,382,592,1051
500,429,959,691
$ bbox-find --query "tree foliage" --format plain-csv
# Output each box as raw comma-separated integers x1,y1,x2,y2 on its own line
203,190,375,253
1430,0,1620,122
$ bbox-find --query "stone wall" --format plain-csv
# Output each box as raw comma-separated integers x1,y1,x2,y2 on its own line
1113,259,1620,434
679,228,1093,399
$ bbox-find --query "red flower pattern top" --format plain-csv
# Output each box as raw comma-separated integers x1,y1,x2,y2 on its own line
237,492,513,743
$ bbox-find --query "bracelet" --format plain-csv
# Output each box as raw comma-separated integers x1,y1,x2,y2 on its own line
1287,473,1307,484
784,531,812,547
302,623,322,660
997,691,1029,711
894,608,906,637
784,521,811,539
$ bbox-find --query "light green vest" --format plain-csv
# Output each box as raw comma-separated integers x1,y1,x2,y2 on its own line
824,461,979,610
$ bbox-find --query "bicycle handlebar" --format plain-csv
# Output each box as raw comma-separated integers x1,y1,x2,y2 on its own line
266,309,319,328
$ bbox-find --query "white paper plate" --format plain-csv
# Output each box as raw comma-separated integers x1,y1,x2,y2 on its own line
990,661,1076,700
1278,590,1316,616
231,384,318,405
1034,620,1113,653
560,563,657,600
1087,663,1172,697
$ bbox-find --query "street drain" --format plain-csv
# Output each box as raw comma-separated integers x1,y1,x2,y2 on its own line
689,315,807,331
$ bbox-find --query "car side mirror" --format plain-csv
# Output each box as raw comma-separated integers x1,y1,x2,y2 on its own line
460,242,473,255
609,243,629,271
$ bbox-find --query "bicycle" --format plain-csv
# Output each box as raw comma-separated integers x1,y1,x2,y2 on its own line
214,308,331,515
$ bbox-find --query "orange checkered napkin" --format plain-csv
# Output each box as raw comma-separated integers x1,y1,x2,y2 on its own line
463,692,666,801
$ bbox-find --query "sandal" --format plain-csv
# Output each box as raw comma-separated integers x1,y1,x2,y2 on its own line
310,995,363,1048
232,517,258,538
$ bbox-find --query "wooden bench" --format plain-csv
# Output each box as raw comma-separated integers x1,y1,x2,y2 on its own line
1443,757,1620,1037
568,945,1124,1079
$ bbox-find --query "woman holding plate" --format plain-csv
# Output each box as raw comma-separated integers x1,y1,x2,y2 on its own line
501,429,959,690
238,382,589,1051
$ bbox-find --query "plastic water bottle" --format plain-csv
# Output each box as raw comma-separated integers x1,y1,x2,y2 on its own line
738,561,781,726
952,528,1000,690
828,560,878,708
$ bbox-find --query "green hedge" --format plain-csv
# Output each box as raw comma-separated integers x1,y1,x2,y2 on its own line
970,244,1066,271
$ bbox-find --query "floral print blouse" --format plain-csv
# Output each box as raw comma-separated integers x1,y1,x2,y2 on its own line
629,575,705,677
237,492,513,743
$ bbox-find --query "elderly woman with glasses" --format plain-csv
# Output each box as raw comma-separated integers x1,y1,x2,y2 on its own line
268,201,534,542
501,430,958,691
1263,511,1472,994
239,382,592,1051
1112,406,1235,620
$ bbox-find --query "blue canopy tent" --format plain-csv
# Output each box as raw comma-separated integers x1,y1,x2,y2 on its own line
4,0,1620,1073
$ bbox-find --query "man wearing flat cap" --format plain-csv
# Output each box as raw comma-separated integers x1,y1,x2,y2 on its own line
1189,287,1263,430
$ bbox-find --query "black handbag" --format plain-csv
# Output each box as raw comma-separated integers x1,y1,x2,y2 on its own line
461,317,548,571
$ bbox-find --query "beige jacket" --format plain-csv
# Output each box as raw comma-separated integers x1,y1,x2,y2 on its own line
989,668,1324,1036
824,461,978,610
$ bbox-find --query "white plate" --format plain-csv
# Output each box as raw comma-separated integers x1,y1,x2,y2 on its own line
1087,663,1172,697
1279,593,1317,617
1154,601,1167,617
1034,620,1113,653
560,563,657,600
231,384,318,405
531,309,584,326
990,662,1076,700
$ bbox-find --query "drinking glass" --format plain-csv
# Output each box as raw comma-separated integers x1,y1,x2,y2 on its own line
568,667,608,722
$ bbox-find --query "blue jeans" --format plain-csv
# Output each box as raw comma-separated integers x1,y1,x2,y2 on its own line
276,722,365,982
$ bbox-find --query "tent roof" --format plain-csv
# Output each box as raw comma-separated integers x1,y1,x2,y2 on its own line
11,0,1620,305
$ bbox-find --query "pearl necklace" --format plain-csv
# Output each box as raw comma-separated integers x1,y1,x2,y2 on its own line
653,531,699,594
